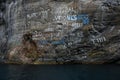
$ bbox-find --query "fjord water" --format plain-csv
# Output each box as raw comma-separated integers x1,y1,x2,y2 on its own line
0,64,120,80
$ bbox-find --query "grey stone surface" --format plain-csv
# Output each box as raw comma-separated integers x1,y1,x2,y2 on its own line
0,0,120,64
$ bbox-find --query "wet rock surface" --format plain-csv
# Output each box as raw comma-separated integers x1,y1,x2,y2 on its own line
0,0,120,64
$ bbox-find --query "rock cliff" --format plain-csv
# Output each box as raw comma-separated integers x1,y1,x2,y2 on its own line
0,0,120,64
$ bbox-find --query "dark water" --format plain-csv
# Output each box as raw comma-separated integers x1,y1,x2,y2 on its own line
0,64,120,80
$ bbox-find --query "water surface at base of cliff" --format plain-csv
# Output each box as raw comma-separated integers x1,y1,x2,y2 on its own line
0,64,120,80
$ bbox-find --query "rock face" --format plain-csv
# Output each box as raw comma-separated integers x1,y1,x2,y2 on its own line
0,0,120,64
9,32,41,63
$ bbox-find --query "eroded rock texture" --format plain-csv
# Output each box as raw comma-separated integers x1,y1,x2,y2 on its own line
0,0,120,64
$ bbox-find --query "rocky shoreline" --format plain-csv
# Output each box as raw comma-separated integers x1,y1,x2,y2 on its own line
1,60,120,65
